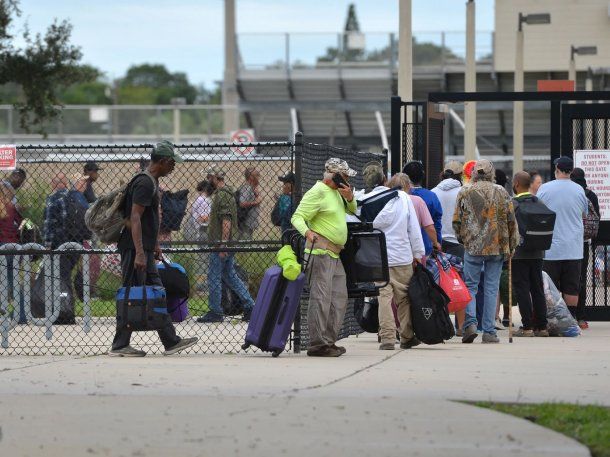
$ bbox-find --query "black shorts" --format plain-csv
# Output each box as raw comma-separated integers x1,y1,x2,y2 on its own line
543,259,582,296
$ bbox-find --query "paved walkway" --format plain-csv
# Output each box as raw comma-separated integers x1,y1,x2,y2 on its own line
2,323,609,456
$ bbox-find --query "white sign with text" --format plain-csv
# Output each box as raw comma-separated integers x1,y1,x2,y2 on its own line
574,150,610,221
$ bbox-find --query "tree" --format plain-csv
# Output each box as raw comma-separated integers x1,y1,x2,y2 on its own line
118,64,198,104
0,0,97,134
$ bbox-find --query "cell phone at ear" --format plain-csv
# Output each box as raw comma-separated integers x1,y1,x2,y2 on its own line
332,173,348,188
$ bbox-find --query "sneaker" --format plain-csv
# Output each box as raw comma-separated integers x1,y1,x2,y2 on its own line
462,324,478,344
513,327,534,337
379,342,395,350
482,333,500,344
108,345,146,357
495,317,504,330
196,312,224,323
306,345,343,357
399,337,421,349
578,320,589,330
534,329,549,337
241,309,252,322
331,344,347,355
502,318,510,328
164,337,198,356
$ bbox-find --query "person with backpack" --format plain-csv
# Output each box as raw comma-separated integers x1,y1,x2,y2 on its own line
537,157,589,322
110,141,198,356
360,162,425,350
571,167,600,330
453,159,518,344
511,171,552,337
197,165,255,323
236,167,262,240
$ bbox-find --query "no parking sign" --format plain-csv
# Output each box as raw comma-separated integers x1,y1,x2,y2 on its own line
0,145,17,170
230,129,256,156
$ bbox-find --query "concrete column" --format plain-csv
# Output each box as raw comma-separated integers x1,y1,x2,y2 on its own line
397,0,412,170
464,0,477,162
568,58,576,88
223,0,239,134
512,28,524,174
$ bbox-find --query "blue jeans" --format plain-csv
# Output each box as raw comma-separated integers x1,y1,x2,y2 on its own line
463,253,504,335
208,252,254,315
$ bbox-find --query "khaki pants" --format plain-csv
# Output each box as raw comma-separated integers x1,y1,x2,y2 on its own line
377,264,415,344
305,254,348,350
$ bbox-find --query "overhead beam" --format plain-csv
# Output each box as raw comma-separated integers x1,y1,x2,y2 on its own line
429,90,610,103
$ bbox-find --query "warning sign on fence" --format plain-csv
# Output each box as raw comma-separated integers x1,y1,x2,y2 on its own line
230,129,256,156
574,150,610,221
0,145,17,170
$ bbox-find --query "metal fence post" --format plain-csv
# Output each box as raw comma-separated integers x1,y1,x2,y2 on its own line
292,131,303,353
390,96,402,175
0,244,21,349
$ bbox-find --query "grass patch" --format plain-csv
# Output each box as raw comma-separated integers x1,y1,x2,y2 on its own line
74,297,210,318
474,402,610,457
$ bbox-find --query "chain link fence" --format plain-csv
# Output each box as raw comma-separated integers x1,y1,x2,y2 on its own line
1,136,386,355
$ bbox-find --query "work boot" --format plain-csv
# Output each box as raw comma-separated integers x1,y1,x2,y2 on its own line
307,345,342,357
482,333,500,344
379,342,395,350
513,327,534,337
332,344,347,355
196,312,224,323
462,324,478,344
399,337,421,349
534,329,549,337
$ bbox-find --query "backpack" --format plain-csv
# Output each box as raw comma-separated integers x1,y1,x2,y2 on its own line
85,171,156,244
65,189,92,241
584,199,600,241
353,297,379,333
271,198,282,227
160,189,189,232
235,187,251,230
157,261,190,300
357,187,399,223
408,263,455,345
514,196,556,251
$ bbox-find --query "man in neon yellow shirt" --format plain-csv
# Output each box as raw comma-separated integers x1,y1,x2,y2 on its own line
291,158,357,357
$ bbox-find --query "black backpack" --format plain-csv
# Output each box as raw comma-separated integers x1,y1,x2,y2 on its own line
65,190,92,241
160,189,189,232
357,187,400,223
353,297,379,333
408,263,455,345
158,261,190,300
514,196,556,251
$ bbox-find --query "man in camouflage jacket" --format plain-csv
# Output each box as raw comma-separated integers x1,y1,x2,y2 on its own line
453,159,518,344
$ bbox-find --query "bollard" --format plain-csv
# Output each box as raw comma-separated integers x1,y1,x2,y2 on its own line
0,243,21,349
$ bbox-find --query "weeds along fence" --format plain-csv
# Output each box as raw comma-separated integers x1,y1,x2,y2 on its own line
0,135,386,355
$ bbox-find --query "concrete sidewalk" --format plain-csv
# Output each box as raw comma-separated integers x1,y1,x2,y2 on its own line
2,324,608,456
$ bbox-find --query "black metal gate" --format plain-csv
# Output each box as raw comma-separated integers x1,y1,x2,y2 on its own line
561,103,610,321
390,97,445,188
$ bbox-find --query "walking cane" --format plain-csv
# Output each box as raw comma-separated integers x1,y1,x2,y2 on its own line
508,256,513,343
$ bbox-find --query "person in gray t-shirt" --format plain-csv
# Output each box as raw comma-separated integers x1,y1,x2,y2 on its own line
537,157,588,312
237,167,262,240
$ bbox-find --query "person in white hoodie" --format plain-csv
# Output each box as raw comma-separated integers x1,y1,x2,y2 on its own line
360,162,425,350
432,161,464,258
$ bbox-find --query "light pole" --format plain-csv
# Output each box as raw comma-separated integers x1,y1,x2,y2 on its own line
569,45,597,88
397,0,412,170
464,0,477,162
513,12,550,174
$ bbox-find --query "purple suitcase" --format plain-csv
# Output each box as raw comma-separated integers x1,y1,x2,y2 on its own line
242,265,306,357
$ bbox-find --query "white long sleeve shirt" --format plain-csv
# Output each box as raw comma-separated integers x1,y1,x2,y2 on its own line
362,186,425,267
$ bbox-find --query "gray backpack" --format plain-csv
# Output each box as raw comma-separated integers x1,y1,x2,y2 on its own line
85,171,156,244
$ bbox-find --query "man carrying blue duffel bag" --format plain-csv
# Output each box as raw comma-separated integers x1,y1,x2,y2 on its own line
109,141,198,357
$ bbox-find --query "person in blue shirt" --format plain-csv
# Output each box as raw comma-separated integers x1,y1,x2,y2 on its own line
403,161,442,255
277,171,295,233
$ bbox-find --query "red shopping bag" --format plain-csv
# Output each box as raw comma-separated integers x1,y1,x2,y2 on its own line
436,260,471,313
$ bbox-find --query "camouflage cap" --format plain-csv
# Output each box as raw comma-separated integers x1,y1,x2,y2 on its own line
362,161,385,188
153,140,183,163
473,159,494,179
444,160,463,175
325,158,357,177
205,165,225,178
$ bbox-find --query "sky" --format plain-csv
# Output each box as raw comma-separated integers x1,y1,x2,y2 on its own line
12,0,494,89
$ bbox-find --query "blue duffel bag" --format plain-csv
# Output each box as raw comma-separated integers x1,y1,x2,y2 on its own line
116,277,170,331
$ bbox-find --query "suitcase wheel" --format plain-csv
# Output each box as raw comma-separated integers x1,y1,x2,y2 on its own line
271,350,282,358
241,343,250,350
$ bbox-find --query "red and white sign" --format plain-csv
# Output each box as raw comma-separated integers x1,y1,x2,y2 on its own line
574,150,610,221
230,129,256,156
0,145,17,170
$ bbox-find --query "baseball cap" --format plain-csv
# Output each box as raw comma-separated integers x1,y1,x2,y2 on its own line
84,161,102,172
443,160,462,175
153,140,183,163
473,159,494,178
554,156,574,173
362,161,385,188
205,165,225,179
325,158,357,177
278,171,295,183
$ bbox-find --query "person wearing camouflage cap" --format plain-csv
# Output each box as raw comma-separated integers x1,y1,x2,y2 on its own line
291,157,357,357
